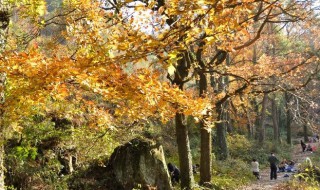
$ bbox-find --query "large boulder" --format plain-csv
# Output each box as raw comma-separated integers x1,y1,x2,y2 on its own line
106,138,172,190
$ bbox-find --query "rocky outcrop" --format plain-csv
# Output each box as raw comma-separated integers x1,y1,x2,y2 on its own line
68,138,172,190
106,138,172,190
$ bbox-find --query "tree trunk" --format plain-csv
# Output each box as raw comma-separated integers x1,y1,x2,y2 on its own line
215,53,230,160
258,94,268,143
284,92,292,145
240,96,253,138
271,96,279,142
171,51,194,189
199,71,212,184
0,74,7,190
253,99,259,140
215,103,229,160
226,116,234,134
200,122,211,184
303,125,308,142
0,1,9,188
175,113,194,189
245,108,253,139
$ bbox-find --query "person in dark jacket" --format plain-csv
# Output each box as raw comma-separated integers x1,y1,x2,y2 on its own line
167,163,180,185
268,152,279,180
301,140,307,152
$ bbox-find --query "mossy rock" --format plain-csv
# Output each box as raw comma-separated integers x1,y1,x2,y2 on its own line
106,138,172,190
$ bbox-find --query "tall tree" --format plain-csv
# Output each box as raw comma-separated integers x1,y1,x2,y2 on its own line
196,36,212,185
171,51,195,189
271,95,280,142
215,102,229,160
285,92,292,145
258,94,268,143
0,0,9,188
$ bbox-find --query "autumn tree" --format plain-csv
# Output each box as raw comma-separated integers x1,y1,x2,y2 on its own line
0,0,207,188
179,0,315,183
0,0,319,189
0,0,10,188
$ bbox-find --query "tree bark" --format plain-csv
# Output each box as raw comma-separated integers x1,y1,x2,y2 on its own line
258,94,268,143
271,96,279,142
215,103,229,160
175,113,194,189
0,1,9,188
240,96,253,138
199,121,211,184
199,71,212,184
171,51,194,189
0,74,6,190
215,53,229,160
253,98,259,140
284,92,292,145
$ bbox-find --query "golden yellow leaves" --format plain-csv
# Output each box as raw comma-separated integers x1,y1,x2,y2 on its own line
4,0,306,132
167,64,176,76
16,0,47,18
11,122,23,133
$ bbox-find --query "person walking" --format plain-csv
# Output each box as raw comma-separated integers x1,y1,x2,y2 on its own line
268,152,279,180
251,159,260,179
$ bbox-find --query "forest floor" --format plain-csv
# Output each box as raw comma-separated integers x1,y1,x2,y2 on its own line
240,139,319,190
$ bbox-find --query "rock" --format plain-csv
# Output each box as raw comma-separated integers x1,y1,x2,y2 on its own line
106,138,172,190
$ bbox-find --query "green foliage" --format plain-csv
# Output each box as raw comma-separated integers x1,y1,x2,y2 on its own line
290,150,320,189
4,118,59,189
279,180,320,190
227,134,252,161
211,158,255,189
5,110,119,190
12,146,37,160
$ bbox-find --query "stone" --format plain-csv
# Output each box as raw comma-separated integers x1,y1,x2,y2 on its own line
106,138,172,190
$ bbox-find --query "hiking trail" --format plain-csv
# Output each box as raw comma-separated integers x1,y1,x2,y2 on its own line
240,139,319,190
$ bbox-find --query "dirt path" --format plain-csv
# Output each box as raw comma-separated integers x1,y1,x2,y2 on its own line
240,139,319,190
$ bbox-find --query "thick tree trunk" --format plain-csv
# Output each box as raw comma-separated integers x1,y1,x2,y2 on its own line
200,123,211,183
271,97,279,142
175,113,194,189
258,94,268,143
0,1,9,189
171,51,194,189
215,103,229,160
199,72,212,184
284,92,292,145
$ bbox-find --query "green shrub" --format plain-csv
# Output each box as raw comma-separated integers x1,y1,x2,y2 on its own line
227,134,252,161
12,146,37,160
211,158,255,189
294,157,320,189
